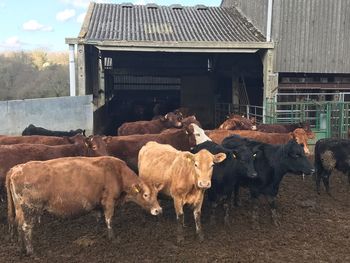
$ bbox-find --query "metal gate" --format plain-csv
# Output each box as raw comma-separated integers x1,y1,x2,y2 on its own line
265,99,350,139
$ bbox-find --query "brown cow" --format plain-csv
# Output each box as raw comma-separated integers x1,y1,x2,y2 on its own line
0,135,73,145
256,122,315,139
219,114,256,130
180,115,201,128
207,128,311,155
138,141,226,243
0,135,108,192
104,127,200,171
118,112,182,135
6,156,162,255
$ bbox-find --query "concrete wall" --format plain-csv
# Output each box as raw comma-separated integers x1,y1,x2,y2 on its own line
0,95,93,136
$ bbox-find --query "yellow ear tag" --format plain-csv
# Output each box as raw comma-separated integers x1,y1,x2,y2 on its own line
187,157,191,162
232,153,236,159
133,186,140,193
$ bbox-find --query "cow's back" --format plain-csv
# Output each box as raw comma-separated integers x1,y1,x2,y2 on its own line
139,142,179,188
0,135,70,145
8,156,123,216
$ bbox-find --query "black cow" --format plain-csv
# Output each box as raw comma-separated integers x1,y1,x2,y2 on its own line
222,135,314,226
22,124,85,137
191,140,257,225
314,138,350,195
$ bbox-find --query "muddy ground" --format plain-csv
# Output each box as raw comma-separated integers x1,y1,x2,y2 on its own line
0,172,349,262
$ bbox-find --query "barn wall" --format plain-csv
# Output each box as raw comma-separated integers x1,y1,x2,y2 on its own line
222,0,350,74
0,95,93,136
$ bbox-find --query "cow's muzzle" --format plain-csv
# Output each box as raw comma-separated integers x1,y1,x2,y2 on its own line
151,207,163,216
198,180,211,189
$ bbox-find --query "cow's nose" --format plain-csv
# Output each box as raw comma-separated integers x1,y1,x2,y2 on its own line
151,207,163,216
198,181,211,189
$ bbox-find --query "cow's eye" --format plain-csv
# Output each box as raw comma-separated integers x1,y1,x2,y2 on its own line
92,145,97,150
194,163,198,167
143,193,149,199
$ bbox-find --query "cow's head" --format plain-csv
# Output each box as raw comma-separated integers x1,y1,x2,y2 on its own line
126,181,163,216
292,128,310,155
281,139,314,175
185,149,226,189
186,123,211,147
160,112,183,128
181,115,201,128
70,135,109,156
231,145,258,178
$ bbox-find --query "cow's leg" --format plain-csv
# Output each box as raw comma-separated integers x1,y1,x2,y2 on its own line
208,191,218,225
173,197,184,244
223,191,233,226
321,171,331,195
17,205,34,255
233,183,241,207
315,170,322,194
102,199,116,240
250,192,259,228
193,196,205,242
267,196,280,226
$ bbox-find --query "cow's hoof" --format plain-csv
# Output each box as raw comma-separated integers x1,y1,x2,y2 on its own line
198,233,205,243
209,216,216,226
176,235,185,245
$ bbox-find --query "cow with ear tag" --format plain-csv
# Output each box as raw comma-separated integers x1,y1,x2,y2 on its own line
6,156,162,255
191,140,258,226
138,141,226,244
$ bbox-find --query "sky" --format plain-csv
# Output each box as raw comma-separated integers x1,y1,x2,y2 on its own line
0,0,222,52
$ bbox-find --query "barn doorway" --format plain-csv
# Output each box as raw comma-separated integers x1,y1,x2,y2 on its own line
98,50,263,134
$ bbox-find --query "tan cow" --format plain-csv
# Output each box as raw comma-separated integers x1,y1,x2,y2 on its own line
207,128,311,155
138,141,226,243
6,156,162,255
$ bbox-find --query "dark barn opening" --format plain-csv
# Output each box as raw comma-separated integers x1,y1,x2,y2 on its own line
98,50,263,135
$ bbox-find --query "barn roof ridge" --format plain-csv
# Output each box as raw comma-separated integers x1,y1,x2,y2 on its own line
76,2,268,48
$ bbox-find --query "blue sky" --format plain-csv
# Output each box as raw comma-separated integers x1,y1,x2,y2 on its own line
0,0,222,52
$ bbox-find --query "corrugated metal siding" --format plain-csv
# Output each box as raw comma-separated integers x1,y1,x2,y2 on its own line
222,0,350,74
221,0,268,36
85,3,266,43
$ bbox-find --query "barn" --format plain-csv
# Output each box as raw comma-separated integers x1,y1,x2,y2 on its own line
221,0,350,139
66,2,274,135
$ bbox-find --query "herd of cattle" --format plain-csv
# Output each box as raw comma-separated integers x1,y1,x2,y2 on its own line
1,110,349,255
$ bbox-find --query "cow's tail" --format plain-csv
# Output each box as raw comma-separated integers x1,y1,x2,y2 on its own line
6,171,16,235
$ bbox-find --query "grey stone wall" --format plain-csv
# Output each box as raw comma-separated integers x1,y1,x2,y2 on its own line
0,95,93,135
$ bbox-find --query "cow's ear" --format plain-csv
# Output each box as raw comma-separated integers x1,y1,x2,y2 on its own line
154,183,164,192
132,184,143,194
184,152,195,162
102,136,112,144
214,152,226,163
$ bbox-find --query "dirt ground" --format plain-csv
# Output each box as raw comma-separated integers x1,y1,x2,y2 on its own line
0,172,349,263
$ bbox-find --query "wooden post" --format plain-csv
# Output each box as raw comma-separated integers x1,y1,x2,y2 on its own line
261,49,277,122
77,44,86,96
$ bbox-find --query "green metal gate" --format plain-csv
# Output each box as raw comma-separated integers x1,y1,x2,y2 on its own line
265,100,350,139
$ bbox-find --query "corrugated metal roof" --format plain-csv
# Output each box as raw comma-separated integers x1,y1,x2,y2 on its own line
83,3,266,44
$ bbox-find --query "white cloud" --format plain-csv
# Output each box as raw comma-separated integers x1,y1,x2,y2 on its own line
77,12,86,23
22,20,53,32
61,0,109,8
0,36,24,50
56,9,76,22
